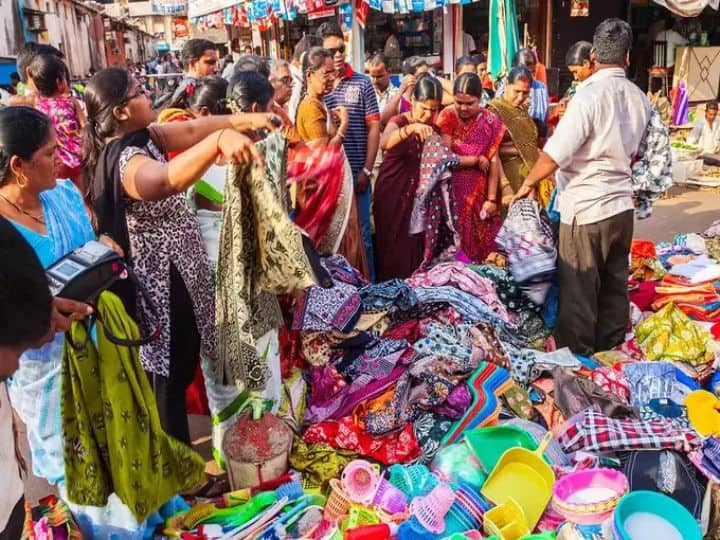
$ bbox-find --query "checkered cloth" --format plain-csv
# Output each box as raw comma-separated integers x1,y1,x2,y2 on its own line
495,199,556,304
557,406,701,454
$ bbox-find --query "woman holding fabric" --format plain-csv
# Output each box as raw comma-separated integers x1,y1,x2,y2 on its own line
488,66,553,209
291,46,369,277
83,68,276,447
435,72,505,264
0,105,197,537
373,75,443,281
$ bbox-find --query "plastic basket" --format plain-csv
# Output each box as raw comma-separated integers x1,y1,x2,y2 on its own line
343,505,381,530
341,460,381,506
409,483,455,534
324,479,352,523
388,464,438,499
372,476,408,514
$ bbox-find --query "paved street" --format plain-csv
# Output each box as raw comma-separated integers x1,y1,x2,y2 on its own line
19,186,720,504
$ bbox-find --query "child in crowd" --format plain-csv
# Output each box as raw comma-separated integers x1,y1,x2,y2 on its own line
28,54,86,191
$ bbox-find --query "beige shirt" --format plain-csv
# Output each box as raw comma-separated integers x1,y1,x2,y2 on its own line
544,68,651,226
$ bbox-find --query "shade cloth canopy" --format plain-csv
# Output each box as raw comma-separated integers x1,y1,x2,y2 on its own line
652,0,719,17
488,0,520,81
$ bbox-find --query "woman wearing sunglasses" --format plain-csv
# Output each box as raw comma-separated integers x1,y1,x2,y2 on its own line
84,68,277,452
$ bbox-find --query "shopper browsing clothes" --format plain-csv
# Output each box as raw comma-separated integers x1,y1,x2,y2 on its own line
317,21,381,280
513,18,651,357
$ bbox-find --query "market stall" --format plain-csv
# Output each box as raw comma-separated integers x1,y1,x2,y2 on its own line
674,46,720,102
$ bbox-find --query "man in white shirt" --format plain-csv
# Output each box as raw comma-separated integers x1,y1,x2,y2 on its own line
655,17,688,68
513,18,651,357
0,218,91,539
463,31,476,55
687,102,720,155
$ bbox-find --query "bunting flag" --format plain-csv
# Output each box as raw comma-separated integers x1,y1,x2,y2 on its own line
356,0,370,28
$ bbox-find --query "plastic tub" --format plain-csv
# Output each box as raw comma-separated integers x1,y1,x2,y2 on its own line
552,468,628,524
613,491,701,540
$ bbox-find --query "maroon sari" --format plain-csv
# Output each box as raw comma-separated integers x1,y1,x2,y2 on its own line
373,115,428,281
436,106,505,263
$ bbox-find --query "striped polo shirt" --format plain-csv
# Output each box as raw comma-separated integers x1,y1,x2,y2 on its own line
324,64,381,176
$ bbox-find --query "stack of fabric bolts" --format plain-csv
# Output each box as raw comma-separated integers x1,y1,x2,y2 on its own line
161,220,720,538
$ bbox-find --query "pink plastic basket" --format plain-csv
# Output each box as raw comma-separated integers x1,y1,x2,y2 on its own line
373,476,408,514
552,468,628,525
409,483,456,534
341,460,381,506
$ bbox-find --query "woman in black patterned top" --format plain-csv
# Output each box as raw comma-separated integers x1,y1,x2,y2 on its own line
83,68,278,445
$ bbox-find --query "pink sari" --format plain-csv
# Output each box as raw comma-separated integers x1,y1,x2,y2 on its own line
437,106,505,263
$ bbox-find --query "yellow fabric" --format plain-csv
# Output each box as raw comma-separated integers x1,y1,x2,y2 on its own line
635,303,715,365
685,390,720,437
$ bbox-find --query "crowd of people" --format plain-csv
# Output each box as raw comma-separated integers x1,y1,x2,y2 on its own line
0,16,661,539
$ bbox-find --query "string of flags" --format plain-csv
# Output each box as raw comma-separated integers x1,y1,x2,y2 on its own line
189,0,478,31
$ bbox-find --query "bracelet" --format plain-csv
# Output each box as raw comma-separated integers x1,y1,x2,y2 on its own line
362,167,373,178
215,129,226,152
500,177,510,188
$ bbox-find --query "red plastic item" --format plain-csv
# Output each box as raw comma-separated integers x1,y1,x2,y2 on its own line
344,524,392,540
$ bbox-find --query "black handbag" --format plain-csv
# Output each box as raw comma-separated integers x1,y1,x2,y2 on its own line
46,240,160,347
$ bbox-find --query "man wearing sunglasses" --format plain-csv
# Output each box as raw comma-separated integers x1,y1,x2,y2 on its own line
318,22,381,281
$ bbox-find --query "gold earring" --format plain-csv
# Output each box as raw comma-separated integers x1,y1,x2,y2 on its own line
16,173,28,188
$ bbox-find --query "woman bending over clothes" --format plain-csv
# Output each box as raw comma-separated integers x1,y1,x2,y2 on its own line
435,72,505,264
373,74,443,281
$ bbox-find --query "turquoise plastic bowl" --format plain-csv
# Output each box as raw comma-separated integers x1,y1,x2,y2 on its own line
613,491,701,540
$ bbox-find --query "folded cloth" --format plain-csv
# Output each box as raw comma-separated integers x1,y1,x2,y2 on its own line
62,292,205,522
669,255,720,284
557,406,701,454
553,368,635,419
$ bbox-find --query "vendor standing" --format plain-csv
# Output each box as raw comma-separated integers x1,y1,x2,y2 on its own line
687,102,720,159
513,18,651,357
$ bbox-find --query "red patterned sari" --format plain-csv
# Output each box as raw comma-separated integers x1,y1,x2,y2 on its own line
436,106,505,263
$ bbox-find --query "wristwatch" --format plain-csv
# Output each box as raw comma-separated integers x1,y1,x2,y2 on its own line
361,167,373,179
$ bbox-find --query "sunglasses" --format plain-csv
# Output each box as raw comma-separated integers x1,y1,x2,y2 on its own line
327,45,346,56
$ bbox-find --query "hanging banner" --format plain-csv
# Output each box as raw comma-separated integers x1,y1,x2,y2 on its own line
355,0,369,27
152,0,188,14
651,0,719,17
189,0,238,18
570,0,589,16
172,18,190,37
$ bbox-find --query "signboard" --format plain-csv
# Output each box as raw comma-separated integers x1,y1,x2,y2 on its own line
173,18,189,37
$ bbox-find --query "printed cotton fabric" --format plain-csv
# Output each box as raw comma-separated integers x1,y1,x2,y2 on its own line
61,293,205,522
634,303,715,365
216,132,317,390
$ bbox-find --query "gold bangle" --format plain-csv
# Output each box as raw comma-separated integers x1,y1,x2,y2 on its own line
500,177,510,188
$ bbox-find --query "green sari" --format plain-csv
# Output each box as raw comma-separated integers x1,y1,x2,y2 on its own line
488,97,540,193
62,292,205,522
